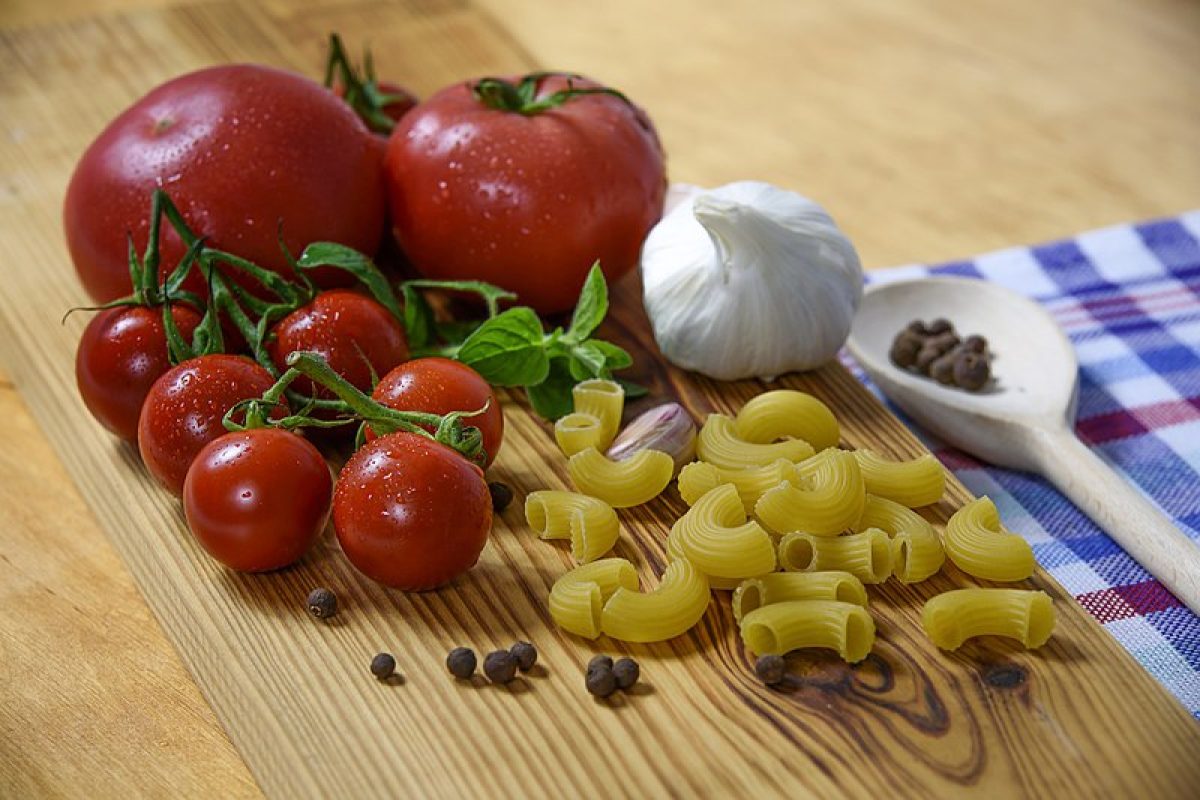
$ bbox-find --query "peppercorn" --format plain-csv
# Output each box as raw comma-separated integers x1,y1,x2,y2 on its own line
586,665,618,698
370,652,396,680
446,647,477,679
954,351,991,391
906,319,931,337
612,657,640,690
915,345,942,375
930,352,959,385
483,650,518,684
306,587,337,620
755,654,786,686
926,318,953,336
928,332,960,355
510,641,538,672
488,481,514,512
962,334,988,354
587,654,614,674
889,333,922,368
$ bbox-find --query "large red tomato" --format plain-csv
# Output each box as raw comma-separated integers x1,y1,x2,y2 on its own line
384,73,666,314
65,64,386,303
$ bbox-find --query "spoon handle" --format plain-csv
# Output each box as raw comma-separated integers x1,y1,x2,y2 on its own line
1033,428,1200,615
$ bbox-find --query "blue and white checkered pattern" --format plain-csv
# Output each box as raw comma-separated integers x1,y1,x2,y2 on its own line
844,211,1200,718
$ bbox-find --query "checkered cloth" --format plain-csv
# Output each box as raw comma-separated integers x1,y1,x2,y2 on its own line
844,212,1200,719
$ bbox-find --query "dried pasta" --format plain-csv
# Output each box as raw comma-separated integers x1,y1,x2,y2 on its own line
572,379,624,447
739,600,875,663
755,449,865,536
548,558,640,639
524,490,620,563
670,484,777,580
696,413,815,471
944,497,1035,582
600,559,711,643
852,449,945,508
778,528,892,583
665,526,753,590
676,458,793,512
855,494,945,583
922,589,1055,650
732,571,868,623
734,390,840,451
554,412,607,457
569,447,673,508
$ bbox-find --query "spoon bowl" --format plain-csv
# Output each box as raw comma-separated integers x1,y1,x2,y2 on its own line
847,276,1200,612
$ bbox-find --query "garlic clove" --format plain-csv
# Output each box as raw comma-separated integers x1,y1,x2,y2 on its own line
605,402,697,474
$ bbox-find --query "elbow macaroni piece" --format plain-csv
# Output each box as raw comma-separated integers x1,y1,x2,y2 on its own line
852,449,945,508
670,484,777,580
755,449,865,536
569,447,673,508
601,559,711,642
548,558,640,639
778,528,892,583
740,600,875,663
525,490,620,563
944,497,1035,582
732,571,868,623
922,589,1055,650
734,390,840,451
554,412,608,457
697,414,815,471
572,379,624,447
855,494,945,583
665,526,754,590
676,458,793,512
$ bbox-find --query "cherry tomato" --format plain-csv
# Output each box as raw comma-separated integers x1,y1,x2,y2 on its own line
183,428,332,572
75,304,202,442
367,358,503,467
138,354,283,495
267,289,408,401
384,73,666,314
333,432,492,590
65,64,385,303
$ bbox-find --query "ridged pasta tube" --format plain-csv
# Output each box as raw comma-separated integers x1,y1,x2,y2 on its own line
922,589,1055,650
740,600,875,663
852,449,945,508
670,484,777,580
778,529,892,584
572,379,624,447
665,526,755,590
548,558,640,639
569,447,673,508
676,458,793,512
525,490,620,563
734,390,840,451
944,497,1035,582
732,571,868,623
855,494,945,583
601,559,711,642
755,449,865,536
697,413,815,470
554,412,607,457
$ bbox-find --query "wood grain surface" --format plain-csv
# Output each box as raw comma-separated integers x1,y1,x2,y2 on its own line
1,0,1198,797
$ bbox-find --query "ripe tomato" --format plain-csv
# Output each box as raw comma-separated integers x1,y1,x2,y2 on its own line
333,432,492,590
183,428,332,572
384,73,666,314
267,289,408,401
75,304,202,442
65,64,385,303
368,358,503,467
138,354,283,495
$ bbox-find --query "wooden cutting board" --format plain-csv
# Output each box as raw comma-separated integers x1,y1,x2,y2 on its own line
1,1,1197,797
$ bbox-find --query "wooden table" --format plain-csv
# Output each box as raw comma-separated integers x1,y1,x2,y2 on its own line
1,0,1197,796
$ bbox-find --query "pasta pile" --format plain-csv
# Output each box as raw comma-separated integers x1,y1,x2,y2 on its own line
529,387,1055,656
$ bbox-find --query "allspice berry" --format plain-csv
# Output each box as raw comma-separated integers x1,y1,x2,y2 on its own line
483,650,518,684
915,345,942,375
446,647,477,680
755,654,786,686
889,333,922,368
510,641,538,672
306,587,337,620
962,334,988,354
370,652,396,680
612,658,640,690
587,654,614,674
954,351,991,391
586,666,618,698
926,318,953,336
930,352,959,385
488,481,514,512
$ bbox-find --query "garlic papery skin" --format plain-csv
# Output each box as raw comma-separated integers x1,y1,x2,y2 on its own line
640,181,863,381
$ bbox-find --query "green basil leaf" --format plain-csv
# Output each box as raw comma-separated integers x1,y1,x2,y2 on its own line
526,357,577,420
456,307,549,386
563,263,607,344
401,284,436,350
297,243,403,320
569,341,607,380
588,339,633,371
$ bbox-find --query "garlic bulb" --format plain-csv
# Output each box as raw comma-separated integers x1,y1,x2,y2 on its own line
640,181,863,381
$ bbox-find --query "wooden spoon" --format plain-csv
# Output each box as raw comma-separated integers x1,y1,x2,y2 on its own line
847,276,1200,613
